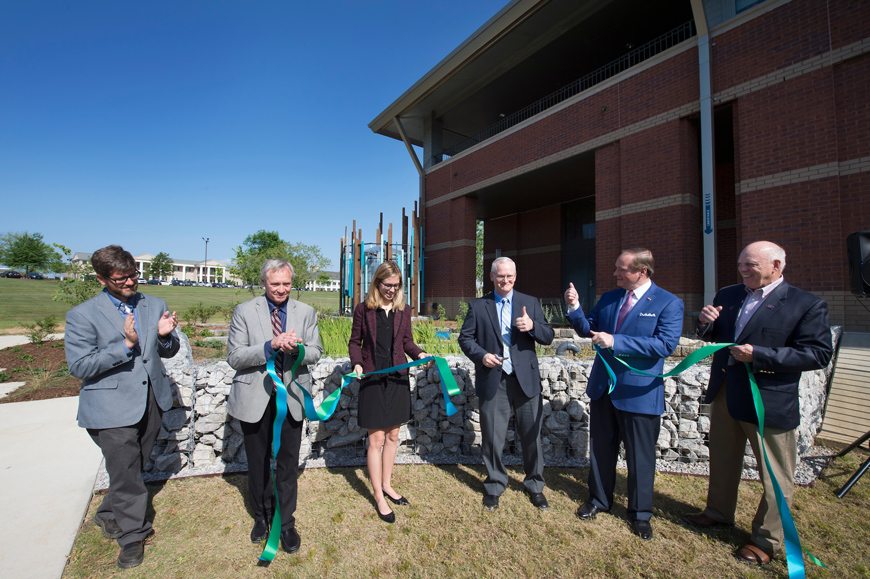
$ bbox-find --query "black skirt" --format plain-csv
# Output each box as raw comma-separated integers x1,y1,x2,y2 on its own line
357,372,411,430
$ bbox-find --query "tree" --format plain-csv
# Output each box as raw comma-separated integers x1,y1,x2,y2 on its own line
150,252,173,281
229,231,331,297
0,232,60,275
51,244,102,306
288,242,331,299
243,230,284,254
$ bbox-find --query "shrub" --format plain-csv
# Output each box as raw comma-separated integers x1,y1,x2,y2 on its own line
22,315,59,344
199,328,214,338
180,325,198,339
455,302,469,327
435,303,448,321
0,372,11,382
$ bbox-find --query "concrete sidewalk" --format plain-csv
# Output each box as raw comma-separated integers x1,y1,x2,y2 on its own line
0,334,64,349
0,396,102,579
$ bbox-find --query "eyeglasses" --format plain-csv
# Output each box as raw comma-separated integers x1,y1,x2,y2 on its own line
494,275,515,281
105,271,140,284
380,281,401,290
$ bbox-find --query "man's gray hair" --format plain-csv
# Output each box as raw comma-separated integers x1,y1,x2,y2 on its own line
490,256,516,274
260,258,294,284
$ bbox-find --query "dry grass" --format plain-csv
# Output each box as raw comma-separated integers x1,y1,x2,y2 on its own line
64,448,870,579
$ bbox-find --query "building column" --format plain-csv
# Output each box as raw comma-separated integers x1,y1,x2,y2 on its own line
423,112,443,169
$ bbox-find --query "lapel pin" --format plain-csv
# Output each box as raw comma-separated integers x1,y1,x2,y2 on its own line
766,304,775,308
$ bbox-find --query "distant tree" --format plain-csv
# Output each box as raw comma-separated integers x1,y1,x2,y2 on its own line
0,232,59,275
52,244,101,306
229,231,330,298
243,230,284,254
150,252,174,281
288,242,331,300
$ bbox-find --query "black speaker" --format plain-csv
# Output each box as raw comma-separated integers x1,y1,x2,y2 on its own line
847,231,870,296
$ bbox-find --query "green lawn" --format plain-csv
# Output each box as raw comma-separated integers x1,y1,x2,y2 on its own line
0,278,340,330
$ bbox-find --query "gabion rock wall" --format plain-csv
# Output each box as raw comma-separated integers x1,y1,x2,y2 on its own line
145,330,839,475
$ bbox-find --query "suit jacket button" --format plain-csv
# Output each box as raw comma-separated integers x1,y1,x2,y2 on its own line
143,359,148,363
142,381,147,385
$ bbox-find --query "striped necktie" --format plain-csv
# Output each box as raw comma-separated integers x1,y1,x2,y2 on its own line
271,307,283,381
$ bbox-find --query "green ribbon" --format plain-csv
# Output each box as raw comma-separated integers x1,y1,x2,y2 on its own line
257,348,461,565
596,343,825,577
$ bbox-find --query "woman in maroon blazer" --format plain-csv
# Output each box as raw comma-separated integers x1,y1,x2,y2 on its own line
348,261,428,523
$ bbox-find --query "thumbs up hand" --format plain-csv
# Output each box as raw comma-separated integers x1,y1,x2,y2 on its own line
516,305,534,333
564,282,579,306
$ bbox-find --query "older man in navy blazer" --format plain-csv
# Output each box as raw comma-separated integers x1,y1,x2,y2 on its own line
683,241,832,565
565,248,683,540
65,245,180,569
459,257,554,511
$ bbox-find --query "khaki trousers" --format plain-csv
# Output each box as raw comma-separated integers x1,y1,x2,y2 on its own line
703,381,797,552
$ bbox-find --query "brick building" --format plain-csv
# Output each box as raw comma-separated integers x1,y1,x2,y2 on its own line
369,0,870,330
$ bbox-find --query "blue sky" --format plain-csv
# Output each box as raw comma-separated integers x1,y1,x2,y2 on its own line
0,1,508,269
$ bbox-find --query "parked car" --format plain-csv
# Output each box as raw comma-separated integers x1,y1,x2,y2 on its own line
25,272,44,280
171,279,182,286
147,279,160,285
3,270,22,278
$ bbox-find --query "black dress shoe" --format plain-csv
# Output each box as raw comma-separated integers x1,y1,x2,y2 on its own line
250,519,269,543
528,492,549,510
482,494,499,511
93,513,122,540
577,501,605,520
116,531,152,569
375,503,396,523
385,494,410,506
280,527,301,553
631,519,653,540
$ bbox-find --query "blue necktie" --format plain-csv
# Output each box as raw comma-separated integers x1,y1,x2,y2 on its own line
500,299,513,374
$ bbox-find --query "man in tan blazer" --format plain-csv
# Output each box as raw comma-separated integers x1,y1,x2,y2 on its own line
227,258,322,555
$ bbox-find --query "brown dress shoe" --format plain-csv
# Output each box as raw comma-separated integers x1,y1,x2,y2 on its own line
682,511,730,527
736,543,773,565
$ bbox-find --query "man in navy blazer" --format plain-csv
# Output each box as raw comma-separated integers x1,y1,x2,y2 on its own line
565,248,683,540
65,245,179,569
683,241,832,565
459,257,554,511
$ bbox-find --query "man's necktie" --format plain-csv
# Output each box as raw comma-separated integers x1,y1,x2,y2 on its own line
271,307,283,381
500,299,513,375
615,291,634,332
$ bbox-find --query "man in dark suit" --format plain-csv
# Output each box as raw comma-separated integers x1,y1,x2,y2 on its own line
65,245,180,569
227,258,322,554
459,257,555,511
564,248,683,540
683,241,832,565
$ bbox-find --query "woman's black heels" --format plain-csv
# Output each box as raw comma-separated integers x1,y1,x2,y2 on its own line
375,502,395,523
385,494,410,506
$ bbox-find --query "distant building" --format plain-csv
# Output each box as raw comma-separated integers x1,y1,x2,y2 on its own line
72,252,228,284
305,271,340,292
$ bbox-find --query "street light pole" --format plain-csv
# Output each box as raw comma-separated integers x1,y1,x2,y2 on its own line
202,237,209,283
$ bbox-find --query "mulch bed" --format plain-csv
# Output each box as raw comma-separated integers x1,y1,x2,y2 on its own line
0,339,81,403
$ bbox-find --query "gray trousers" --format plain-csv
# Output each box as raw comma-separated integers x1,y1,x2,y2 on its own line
88,386,163,546
479,371,545,496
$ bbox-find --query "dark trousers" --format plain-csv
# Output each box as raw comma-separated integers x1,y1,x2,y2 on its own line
241,395,303,530
479,371,545,496
87,386,163,546
587,394,660,521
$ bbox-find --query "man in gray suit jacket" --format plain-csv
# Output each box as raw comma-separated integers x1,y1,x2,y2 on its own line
227,258,322,555
459,257,554,511
65,245,180,569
